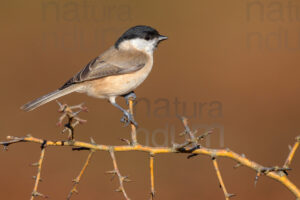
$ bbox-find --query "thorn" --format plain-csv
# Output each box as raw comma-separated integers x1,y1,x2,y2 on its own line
72,177,80,183
288,145,292,151
177,115,186,121
178,131,186,136
90,137,96,145
227,193,236,198
124,178,132,182
81,105,88,112
120,138,131,145
106,170,117,174
32,191,47,198
120,176,126,181
32,176,42,182
3,145,8,151
56,100,63,108
115,187,122,192
192,130,198,135
233,163,241,169
72,110,82,117
75,117,87,124
72,188,79,194
151,191,155,198
106,170,117,181
110,174,116,181
171,142,178,149
122,176,132,182
254,172,261,187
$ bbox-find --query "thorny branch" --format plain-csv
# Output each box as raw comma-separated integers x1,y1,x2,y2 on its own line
284,136,300,169
173,116,213,153
0,101,300,199
108,147,131,200
30,144,47,200
212,157,235,200
56,101,87,140
67,149,95,200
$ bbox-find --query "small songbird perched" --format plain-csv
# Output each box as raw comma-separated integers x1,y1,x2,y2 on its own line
21,25,168,126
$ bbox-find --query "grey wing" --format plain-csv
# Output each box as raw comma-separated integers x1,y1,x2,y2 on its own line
60,50,146,89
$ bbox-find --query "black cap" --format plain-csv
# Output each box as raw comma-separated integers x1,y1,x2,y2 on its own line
115,25,166,49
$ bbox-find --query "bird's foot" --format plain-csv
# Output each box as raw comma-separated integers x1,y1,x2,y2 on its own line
124,92,137,106
121,110,138,127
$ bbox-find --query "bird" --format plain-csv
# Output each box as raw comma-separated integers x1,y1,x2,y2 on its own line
21,25,168,126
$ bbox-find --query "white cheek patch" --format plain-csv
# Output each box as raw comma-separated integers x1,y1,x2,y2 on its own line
129,38,157,53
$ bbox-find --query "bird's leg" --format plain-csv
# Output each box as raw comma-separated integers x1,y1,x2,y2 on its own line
122,91,136,105
109,97,138,127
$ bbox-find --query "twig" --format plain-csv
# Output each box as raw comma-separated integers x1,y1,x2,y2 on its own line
254,172,261,187
56,101,87,140
261,166,291,175
128,98,137,145
284,136,300,168
67,150,94,200
150,153,155,199
212,157,234,200
174,117,212,155
254,166,291,187
178,116,197,147
2,103,300,199
0,136,26,150
173,117,201,152
2,135,299,198
30,147,47,200
108,147,131,200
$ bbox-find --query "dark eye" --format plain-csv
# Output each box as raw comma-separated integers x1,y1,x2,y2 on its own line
145,35,150,40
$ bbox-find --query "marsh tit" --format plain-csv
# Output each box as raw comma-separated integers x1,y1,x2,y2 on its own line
21,25,168,126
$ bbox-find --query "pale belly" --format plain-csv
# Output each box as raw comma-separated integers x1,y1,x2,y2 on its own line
82,62,153,99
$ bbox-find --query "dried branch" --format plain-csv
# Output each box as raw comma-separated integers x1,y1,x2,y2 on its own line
175,116,198,149
108,147,131,200
30,146,47,200
149,153,155,199
212,157,234,200
2,134,300,198
284,136,300,169
128,97,137,145
0,136,27,149
56,101,87,140
1,101,300,199
173,117,212,154
67,150,94,200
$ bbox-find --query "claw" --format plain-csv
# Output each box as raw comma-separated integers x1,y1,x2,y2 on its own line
121,111,138,127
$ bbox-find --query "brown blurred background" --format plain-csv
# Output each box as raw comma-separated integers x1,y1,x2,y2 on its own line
1,0,300,199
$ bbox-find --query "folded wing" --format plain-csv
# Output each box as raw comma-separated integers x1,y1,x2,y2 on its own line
60,47,147,89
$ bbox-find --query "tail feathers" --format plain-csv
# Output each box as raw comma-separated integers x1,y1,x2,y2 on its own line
21,86,78,111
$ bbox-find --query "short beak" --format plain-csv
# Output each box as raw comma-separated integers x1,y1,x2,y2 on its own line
158,35,168,41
